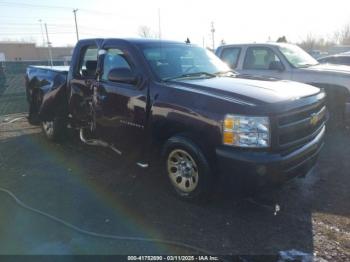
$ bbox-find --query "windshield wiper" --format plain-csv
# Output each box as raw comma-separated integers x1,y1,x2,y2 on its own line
164,72,216,81
214,70,237,77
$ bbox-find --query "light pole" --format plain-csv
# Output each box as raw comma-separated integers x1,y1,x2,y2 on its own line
38,19,45,47
211,22,215,51
73,9,79,42
158,8,161,40
44,23,53,67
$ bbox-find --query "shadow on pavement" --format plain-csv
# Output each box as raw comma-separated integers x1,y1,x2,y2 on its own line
4,119,349,256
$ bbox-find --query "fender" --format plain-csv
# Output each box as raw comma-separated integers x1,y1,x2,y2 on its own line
38,83,68,121
308,82,350,124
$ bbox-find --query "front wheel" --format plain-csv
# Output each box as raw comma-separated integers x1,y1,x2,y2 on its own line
42,117,67,142
163,135,214,200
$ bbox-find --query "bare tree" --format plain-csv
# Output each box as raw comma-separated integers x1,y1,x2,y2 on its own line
276,36,288,43
298,33,318,52
138,26,156,39
297,23,350,53
338,24,350,45
298,33,335,52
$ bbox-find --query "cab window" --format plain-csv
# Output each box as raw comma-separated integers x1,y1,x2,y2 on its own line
78,46,98,78
243,47,281,70
221,47,241,68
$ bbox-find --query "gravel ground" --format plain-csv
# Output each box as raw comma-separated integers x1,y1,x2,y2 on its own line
0,74,349,261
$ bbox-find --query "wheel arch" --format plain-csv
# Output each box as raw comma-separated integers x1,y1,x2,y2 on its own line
307,82,350,97
308,82,350,125
160,130,219,175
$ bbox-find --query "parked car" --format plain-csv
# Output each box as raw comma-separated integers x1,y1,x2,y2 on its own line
318,52,350,66
309,50,328,59
25,39,326,199
216,43,350,126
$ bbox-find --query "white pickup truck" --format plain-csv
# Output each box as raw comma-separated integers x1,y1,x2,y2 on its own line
216,43,350,127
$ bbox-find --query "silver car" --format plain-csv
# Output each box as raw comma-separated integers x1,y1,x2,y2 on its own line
216,43,350,126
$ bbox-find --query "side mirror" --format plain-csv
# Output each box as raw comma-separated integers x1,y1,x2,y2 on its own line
269,61,284,71
108,67,137,85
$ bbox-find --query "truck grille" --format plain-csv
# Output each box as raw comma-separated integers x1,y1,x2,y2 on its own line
276,101,326,153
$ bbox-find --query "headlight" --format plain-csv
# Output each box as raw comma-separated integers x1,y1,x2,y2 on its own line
223,115,270,148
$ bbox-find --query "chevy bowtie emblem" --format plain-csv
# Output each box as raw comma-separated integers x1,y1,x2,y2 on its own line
310,113,319,126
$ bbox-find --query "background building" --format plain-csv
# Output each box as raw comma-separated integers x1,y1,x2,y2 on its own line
0,41,73,62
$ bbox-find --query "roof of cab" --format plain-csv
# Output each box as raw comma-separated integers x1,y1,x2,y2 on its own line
79,38,188,47
218,42,295,48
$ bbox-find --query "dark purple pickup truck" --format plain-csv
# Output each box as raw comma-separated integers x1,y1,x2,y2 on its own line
25,38,326,199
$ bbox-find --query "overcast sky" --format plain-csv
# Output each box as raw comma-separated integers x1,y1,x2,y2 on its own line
1,0,350,47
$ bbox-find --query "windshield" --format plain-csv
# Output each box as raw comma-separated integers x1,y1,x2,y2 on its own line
142,44,231,80
279,45,319,68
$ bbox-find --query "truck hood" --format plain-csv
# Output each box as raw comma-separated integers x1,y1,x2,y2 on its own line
171,76,320,105
301,63,350,76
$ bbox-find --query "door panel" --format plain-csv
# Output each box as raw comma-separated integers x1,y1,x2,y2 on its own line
93,47,148,158
95,82,148,156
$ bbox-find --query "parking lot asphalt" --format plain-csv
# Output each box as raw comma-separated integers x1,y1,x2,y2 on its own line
0,75,349,260
0,114,349,260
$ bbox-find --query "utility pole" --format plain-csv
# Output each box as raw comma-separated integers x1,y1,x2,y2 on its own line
211,22,215,51
158,8,161,40
44,23,53,67
39,19,48,64
38,19,45,47
73,9,79,42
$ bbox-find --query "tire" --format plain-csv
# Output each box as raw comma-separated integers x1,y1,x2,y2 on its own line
29,89,67,141
324,87,348,130
163,135,214,200
41,117,67,142
28,90,42,125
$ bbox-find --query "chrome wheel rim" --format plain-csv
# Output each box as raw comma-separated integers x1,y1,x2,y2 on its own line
42,121,54,136
167,149,199,193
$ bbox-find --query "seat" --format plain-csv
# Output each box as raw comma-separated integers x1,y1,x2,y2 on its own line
82,60,97,78
264,52,275,69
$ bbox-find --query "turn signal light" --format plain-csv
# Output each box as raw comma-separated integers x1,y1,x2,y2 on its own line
224,118,234,130
223,131,235,144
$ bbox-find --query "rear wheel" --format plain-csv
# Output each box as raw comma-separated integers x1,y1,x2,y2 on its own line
163,135,213,200
28,90,42,125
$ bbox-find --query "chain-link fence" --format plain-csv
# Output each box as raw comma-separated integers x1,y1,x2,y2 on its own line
0,61,67,116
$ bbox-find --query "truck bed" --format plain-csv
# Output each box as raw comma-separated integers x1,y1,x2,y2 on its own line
28,65,70,73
